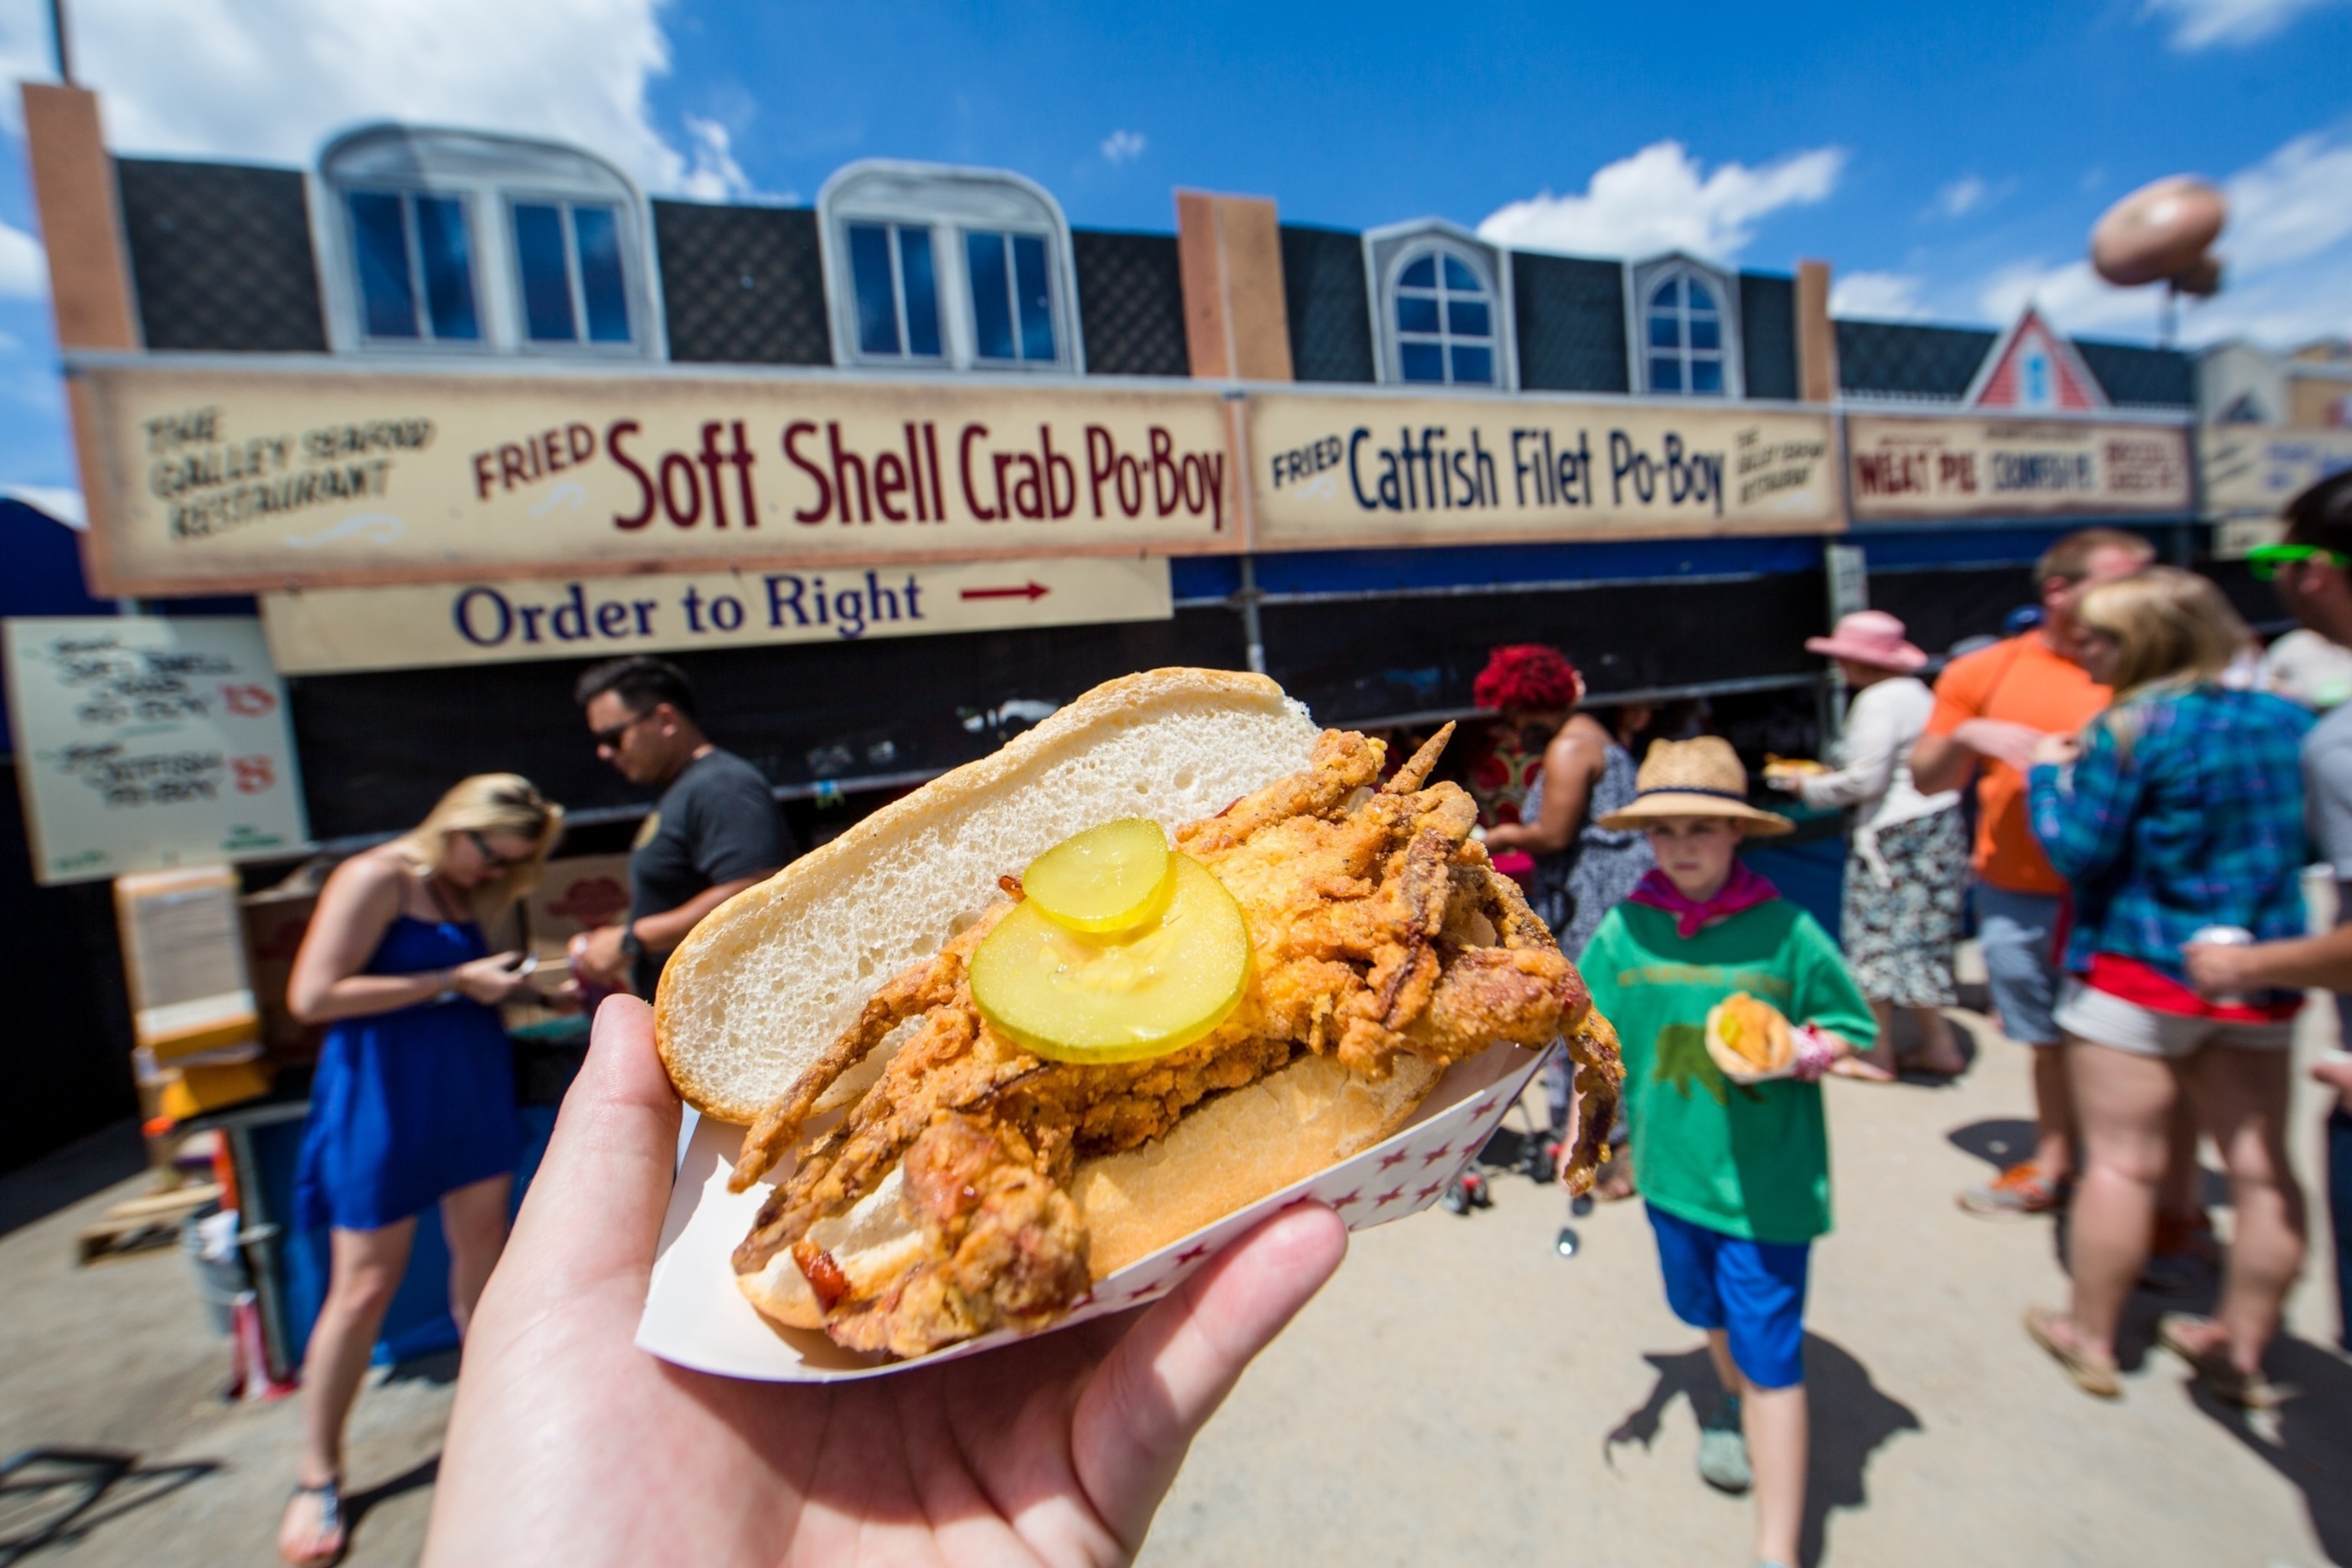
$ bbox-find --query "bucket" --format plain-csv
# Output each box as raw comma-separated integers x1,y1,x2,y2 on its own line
180,1204,248,1336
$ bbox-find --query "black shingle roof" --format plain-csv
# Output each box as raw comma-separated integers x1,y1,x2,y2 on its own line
117,158,326,352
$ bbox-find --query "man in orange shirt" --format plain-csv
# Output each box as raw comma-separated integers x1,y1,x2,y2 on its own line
1913,528,2153,1216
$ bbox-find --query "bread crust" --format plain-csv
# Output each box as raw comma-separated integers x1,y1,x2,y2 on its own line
1704,992,1795,1079
655,668,1316,1122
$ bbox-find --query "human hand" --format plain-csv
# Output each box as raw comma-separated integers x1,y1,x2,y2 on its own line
2183,940,2259,998
423,998,1346,1568
1789,1025,1847,1083
1953,718,2047,773
575,923,631,985
2312,1055,2352,1113
2028,732,2081,769
449,951,534,1004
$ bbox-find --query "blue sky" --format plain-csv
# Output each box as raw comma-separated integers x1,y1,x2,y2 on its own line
4,0,2351,496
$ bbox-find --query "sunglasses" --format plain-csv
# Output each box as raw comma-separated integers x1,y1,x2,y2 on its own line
466,829,532,871
2248,543,2351,580
590,707,653,749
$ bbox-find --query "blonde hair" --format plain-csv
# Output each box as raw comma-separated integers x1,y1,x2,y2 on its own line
391,773,564,923
2077,567,2248,700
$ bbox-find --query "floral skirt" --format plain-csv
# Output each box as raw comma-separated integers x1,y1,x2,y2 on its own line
1841,807,1968,1008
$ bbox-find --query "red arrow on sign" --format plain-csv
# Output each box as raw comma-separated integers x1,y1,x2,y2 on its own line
960,582,1050,602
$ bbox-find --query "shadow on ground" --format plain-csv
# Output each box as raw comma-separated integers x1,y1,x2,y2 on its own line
2184,1335,2352,1566
0,1122,145,1241
0,1447,220,1564
1604,1333,1922,1568
341,1453,440,1541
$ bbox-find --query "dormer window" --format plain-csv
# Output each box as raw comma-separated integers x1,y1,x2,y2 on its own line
821,161,1081,374
317,126,660,358
1626,254,1743,397
1363,220,1514,390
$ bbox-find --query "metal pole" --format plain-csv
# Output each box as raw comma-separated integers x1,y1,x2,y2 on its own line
1236,554,1266,676
48,0,73,83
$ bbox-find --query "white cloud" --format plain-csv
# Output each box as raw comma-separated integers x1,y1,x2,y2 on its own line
3,484,86,528
1478,139,1846,265
0,219,44,299
0,0,735,199
1830,270,1929,320
1933,175,1991,219
2144,0,2346,48
675,114,756,202
1100,129,1145,166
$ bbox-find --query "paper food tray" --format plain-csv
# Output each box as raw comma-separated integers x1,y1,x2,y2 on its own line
637,1039,1550,1382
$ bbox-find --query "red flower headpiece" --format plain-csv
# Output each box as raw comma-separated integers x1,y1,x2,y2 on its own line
1473,644,1586,712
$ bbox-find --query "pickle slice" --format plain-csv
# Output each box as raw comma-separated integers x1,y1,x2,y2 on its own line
972,854,1248,1063
1021,817,1174,934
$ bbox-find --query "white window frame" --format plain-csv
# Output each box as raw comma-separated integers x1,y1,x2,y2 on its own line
313,124,664,360
818,160,1083,374
1625,253,1744,398
1363,220,1515,391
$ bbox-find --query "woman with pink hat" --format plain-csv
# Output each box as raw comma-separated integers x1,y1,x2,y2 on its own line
1766,610,1968,1079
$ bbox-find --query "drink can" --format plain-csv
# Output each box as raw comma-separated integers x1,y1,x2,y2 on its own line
2187,925,2255,1007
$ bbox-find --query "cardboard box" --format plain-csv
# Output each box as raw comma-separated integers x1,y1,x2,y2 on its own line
240,884,322,1067
524,854,632,959
114,866,263,1071
636,1040,1547,1382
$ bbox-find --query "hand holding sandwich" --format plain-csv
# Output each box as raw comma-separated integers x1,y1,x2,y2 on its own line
423,997,1347,1568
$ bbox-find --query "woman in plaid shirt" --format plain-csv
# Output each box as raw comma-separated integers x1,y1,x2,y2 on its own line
2017,567,2313,1405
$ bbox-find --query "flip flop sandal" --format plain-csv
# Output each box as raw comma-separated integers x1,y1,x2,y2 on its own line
2154,1315,2285,1410
2024,1305,2122,1400
281,1476,347,1567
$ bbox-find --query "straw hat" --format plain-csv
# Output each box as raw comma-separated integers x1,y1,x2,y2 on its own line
1804,609,1927,672
1594,737,1793,835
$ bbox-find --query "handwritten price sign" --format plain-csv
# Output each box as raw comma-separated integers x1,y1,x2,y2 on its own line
2,617,309,884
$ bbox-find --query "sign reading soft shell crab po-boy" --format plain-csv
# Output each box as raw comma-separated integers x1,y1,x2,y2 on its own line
1847,413,2193,521
68,360,1240,596
1246,391,1842,547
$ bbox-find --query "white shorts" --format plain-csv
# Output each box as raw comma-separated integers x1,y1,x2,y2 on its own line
2053,980,2298,1060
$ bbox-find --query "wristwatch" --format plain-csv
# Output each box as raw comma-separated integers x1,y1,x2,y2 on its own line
618,923,645,963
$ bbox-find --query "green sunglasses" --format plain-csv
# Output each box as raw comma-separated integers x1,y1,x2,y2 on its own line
2247,543,2352,580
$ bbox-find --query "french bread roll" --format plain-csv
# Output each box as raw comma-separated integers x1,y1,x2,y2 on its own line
1705,991,1795,1078
655,668,1321,1124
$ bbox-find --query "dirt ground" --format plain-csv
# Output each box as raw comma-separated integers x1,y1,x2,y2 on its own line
2,998,2345,1567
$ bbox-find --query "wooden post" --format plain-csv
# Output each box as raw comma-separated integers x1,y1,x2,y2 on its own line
21,83,139,597
1174,191,1292,382
1796,259,1837,404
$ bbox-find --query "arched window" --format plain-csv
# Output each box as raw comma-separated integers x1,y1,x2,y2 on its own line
1393,248,1496,386
820,161,1082,374
1645,273,1725,394
1364,221,1515,390
1628,255,1743,397
318,126,658,358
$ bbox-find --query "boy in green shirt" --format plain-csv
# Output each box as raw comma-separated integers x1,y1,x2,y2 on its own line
1579,737,1875,1568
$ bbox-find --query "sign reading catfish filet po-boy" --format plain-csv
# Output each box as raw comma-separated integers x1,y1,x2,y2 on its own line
71,361,1236,595
1847,414,2193,521
1247,393,1841,547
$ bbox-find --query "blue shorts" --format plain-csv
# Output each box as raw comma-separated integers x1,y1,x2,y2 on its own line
1645,1204,1812,1390
1974,882,2065,1047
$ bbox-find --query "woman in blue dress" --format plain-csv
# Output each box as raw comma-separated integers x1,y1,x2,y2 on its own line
278,775,560,1565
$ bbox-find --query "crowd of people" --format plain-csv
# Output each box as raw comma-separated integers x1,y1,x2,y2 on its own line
257,494,2352,1565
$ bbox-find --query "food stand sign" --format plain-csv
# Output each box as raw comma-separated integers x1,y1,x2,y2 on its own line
69,361,1239,596
2198,426,2352,519
3,616,309,885
259,555,1174,675
1847,414,2193,521
1246,393,1841,547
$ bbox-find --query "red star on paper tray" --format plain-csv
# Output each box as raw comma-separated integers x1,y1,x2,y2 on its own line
1471,1096,1500,1119
1327,1189,1364,1210
1374,1185,1406,1207
1378,1148,1411,1171
1419,1142,1455,1167
1174,1243,1212,1266
1415,1180,1446,1203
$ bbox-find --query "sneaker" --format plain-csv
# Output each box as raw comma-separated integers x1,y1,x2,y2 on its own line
1958,1161,2062,1218
1697,1393,1751,1493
